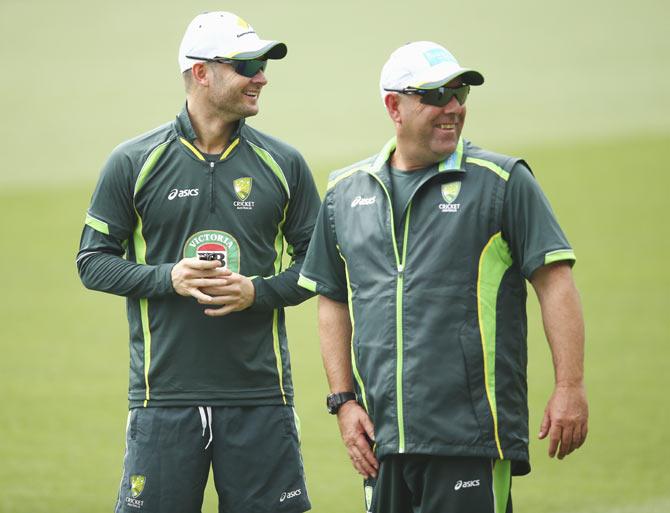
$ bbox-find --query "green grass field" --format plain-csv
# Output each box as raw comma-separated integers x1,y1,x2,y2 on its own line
1,0,669,512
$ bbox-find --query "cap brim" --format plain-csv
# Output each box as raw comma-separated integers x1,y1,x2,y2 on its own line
410,63,484,89
224,41,287,60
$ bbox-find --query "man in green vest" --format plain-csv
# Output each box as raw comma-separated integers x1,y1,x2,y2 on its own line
77,11,320,513
299,41,588,513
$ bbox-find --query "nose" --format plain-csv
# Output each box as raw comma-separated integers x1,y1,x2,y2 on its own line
251,69,267,85
441,95,462,112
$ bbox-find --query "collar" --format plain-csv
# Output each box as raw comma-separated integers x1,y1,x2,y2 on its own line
174,102,245,161
370,136,466,174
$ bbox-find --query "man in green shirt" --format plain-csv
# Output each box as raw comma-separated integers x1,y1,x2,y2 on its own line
299,41,588,513
77,11,319,513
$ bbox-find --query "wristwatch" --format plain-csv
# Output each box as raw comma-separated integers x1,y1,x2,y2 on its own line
326,392,357,414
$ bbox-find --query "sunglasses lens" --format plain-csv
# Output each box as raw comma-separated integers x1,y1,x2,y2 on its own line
234,59,267,78
420,85,470,106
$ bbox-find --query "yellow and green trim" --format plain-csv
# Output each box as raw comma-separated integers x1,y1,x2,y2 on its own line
247,141,290,198
466,157,510,181
297,274,317,292
85,213,109,235
132,140,170,407
438,137,464,171
544,249,576,265
178,137,205,161
179,137,240,162
336,246,369,412
492,459,512,512
477,232,513,459
269,201,290,404
250,141,292,405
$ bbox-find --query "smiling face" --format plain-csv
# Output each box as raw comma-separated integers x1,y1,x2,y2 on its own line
387,77,467,169
204,61,268,121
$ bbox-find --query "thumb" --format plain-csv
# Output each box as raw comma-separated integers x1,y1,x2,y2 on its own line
361,414,376,442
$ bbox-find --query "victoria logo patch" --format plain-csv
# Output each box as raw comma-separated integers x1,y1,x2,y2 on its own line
183,230,240,272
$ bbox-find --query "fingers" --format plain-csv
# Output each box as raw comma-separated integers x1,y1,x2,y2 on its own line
547,423,560,458
348,437,378,478
557,424,574,459
188,287,213,303
538,410,550,440
204,305,237,317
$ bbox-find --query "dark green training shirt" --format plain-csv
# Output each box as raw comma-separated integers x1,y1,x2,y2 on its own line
77,105,321,408
388,163,432,244
299,137,575,475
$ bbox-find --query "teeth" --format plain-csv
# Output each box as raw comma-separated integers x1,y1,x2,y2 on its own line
438,123,455,129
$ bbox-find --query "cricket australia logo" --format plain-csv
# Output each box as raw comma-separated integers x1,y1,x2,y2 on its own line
125,474,146,509
233,177,255,210
183,230,241,272
439,181,461,213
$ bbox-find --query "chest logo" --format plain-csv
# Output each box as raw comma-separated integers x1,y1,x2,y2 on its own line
233,177,255,210
233,177,253,200
351,195,376,208
439,181,462,213
183,230,240,272
168,188,199,200
130,474,146,498
441,182,461,203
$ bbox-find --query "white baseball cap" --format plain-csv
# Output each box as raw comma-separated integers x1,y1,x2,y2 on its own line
380,41,484,100
178,11,287,73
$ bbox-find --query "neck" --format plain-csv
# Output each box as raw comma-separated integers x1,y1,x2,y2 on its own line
391,138,445,171
186,96,238,154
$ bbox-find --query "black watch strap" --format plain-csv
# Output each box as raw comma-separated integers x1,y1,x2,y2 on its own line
326,392,357,414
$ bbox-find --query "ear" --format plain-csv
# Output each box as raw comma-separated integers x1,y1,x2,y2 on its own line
384,93,402,125
190,62,210,87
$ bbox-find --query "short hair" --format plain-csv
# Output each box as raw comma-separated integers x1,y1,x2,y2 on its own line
182,69,194,93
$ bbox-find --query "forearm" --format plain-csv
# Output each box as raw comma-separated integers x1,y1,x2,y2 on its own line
77,252,175,298
251,256,315,311
318,295,354,392
532,263,585,385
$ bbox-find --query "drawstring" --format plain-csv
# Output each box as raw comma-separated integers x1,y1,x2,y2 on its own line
198,406,213,450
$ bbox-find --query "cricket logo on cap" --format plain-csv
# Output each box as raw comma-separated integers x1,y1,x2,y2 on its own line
183,230,240,272
130,475,146,498
439,181,462,213
233,177,253,201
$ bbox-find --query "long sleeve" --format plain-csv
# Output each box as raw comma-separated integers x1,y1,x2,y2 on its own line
249,151,322,310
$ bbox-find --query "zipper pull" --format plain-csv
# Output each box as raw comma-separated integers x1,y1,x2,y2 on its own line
397,264,404,274
210,162,214,169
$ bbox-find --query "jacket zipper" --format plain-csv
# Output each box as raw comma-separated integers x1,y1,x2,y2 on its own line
368,173,411,453
209,161,215,213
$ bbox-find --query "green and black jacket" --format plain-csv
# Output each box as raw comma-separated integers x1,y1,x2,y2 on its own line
299,137,575,475
77,106,320,408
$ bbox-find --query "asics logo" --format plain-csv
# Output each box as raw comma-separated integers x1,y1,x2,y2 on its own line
168,188,199,200
279,489,302,502
351,195,376,208
454,479,480,491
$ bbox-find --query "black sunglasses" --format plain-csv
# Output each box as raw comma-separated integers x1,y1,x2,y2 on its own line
185,56,267,78
385,84,471,107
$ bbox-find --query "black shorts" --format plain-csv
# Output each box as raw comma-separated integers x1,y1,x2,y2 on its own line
364,455,512,513
114,406,310,513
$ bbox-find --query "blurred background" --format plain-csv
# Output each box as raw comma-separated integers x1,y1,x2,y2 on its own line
1,0,668,511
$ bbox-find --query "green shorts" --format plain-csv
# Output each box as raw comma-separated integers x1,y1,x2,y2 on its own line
114,406,310,513
364,455,512,513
